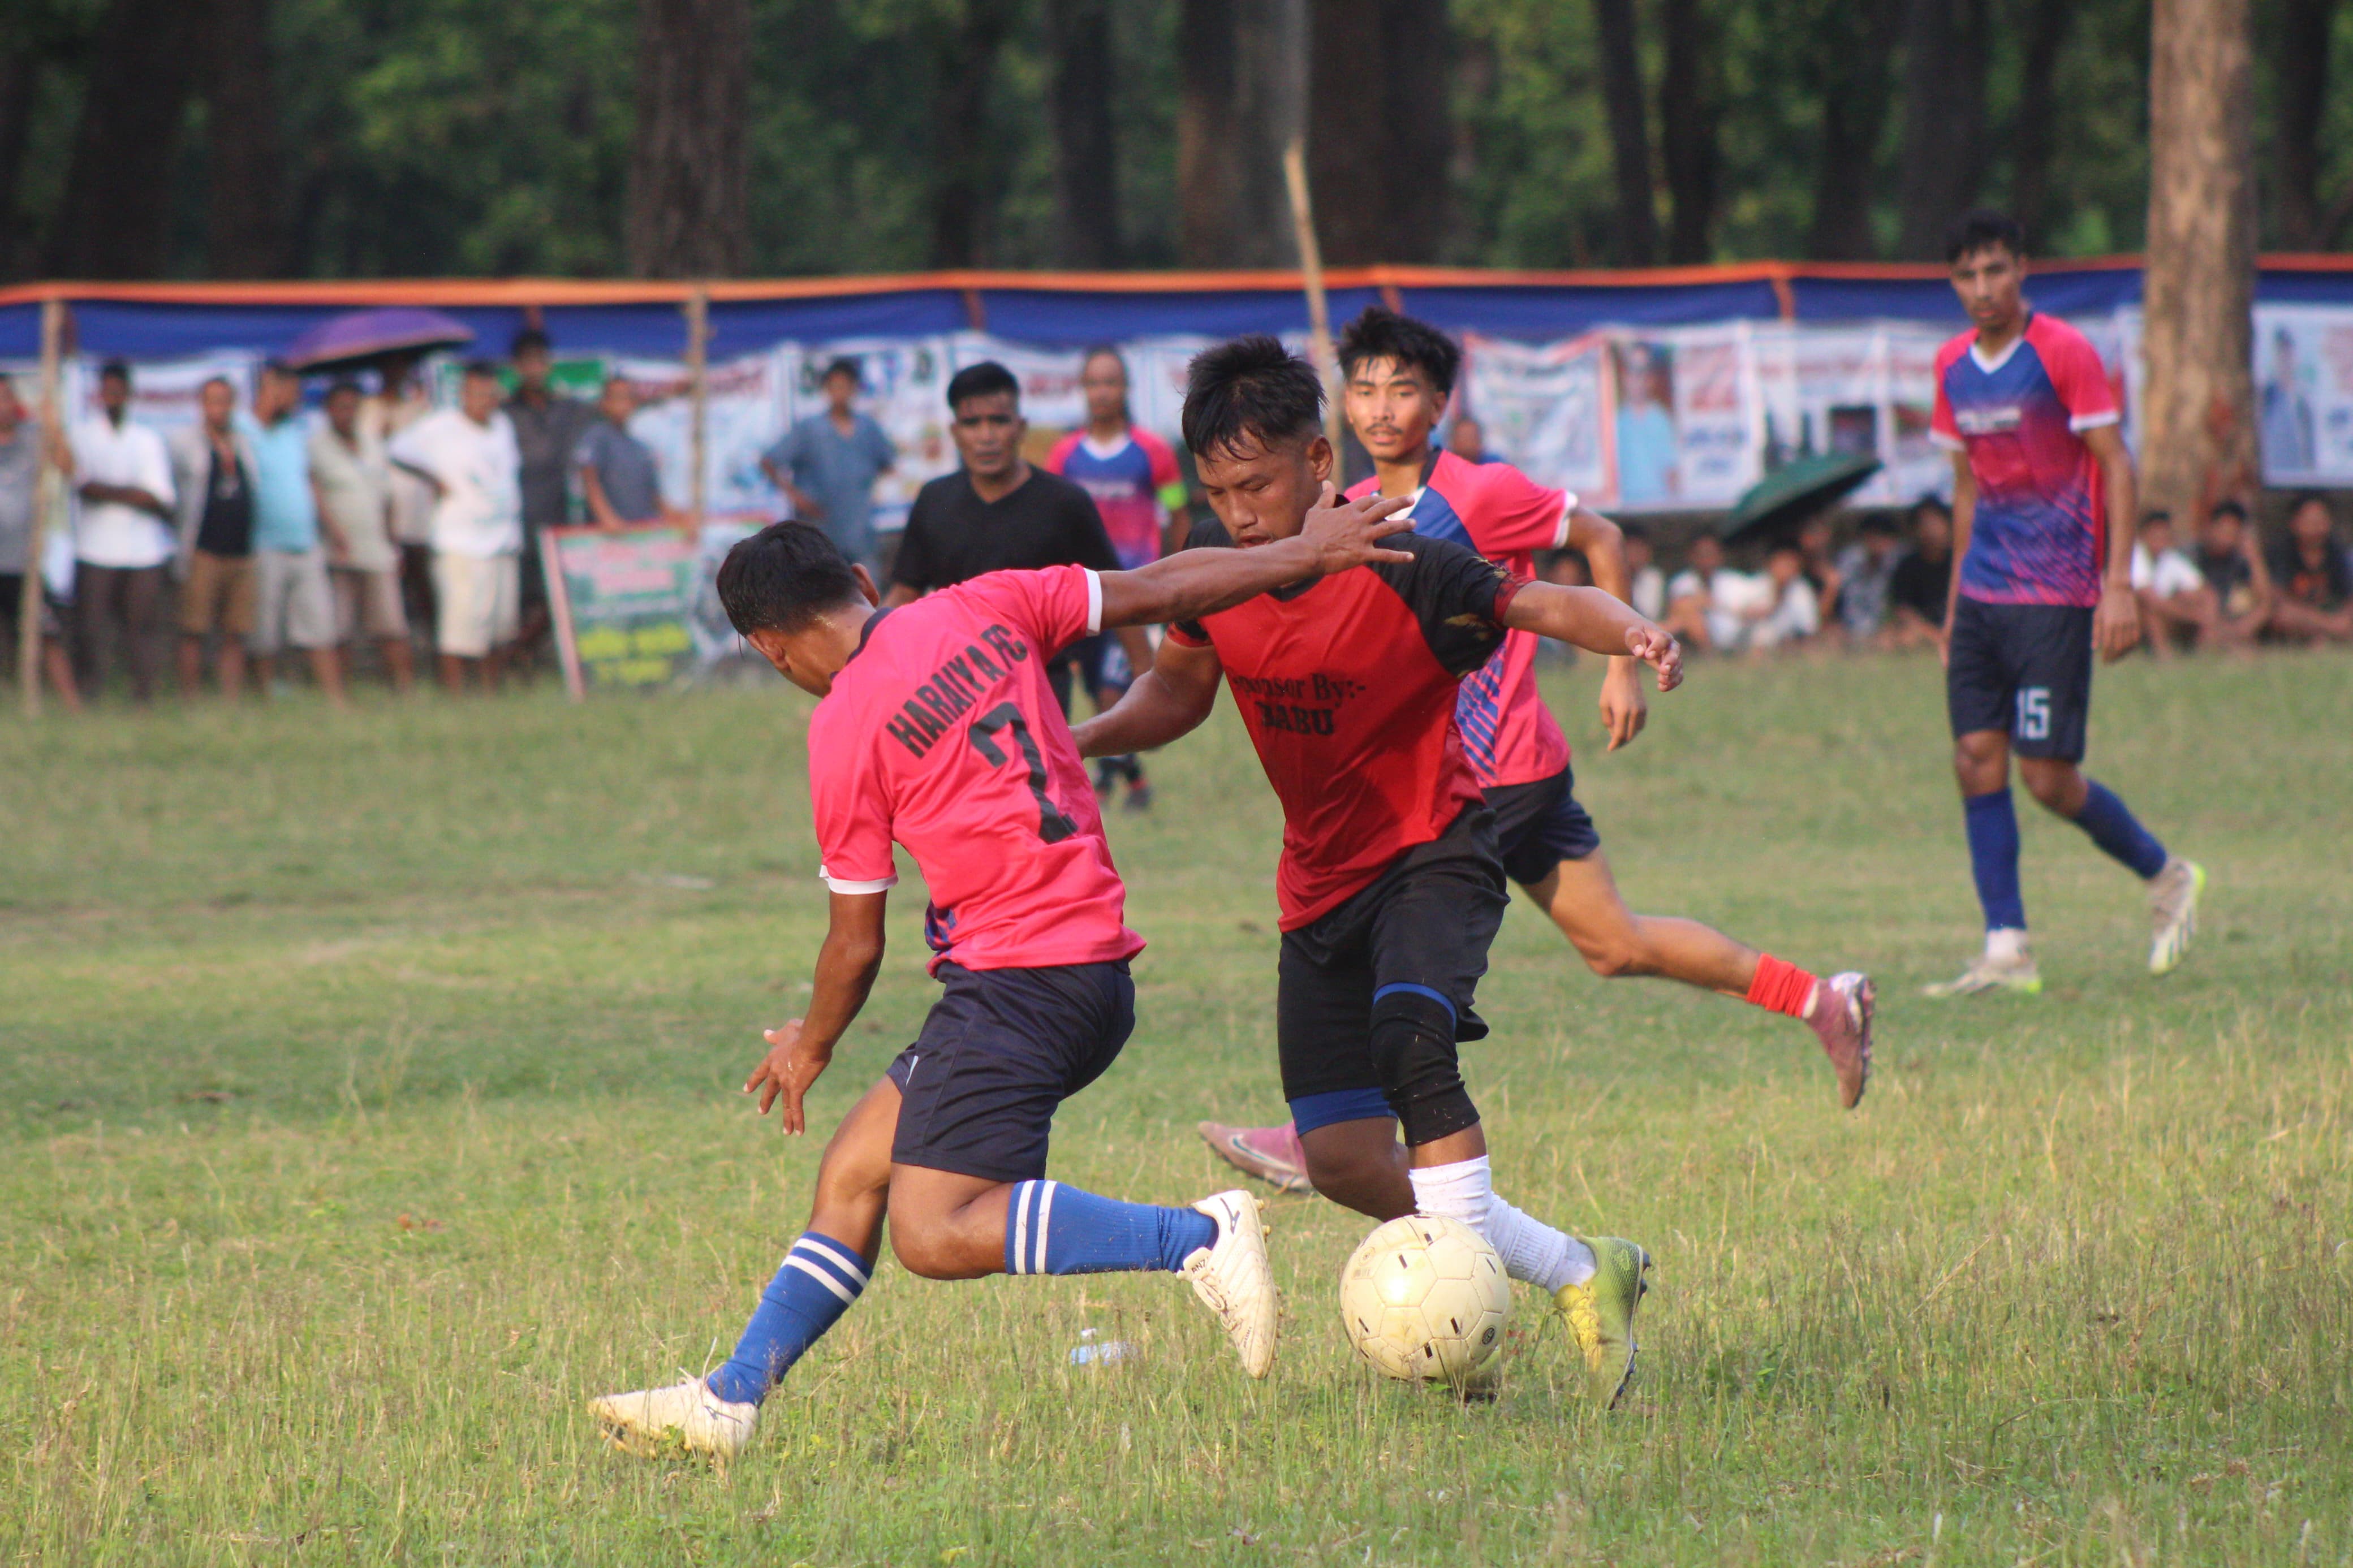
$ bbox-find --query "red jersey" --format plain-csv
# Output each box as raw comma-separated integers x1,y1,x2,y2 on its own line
806,565,1144,973
1346,450,1574,788
1168,529,1525,928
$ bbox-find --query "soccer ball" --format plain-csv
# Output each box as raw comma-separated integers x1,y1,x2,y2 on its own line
1339,1214,1511,1385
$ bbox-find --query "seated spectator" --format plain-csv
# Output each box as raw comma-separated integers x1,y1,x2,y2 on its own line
167,375,259,698
2192,499,2271,649
2129,509,2213,657
1748,542,1821,651
1622,522,1665,621
1535,548,1589,665
1794,513,1841,624
1447,413,1497,464
1664,533,1774,652
1833,513,1903,642
1884,496,1954,649
574,377,677,531
2262,493,2353,645
311,379,413,693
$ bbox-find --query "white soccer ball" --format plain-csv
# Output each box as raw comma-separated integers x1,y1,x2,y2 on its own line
1339,1213,1511,1384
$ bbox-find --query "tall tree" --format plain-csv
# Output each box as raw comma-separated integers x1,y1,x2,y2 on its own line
625,0,749,278
1177,0,1302,267
0,48,40,277
926,0,1022,267
204,0,285,278
2141,0,2258,520
2271,0,2343,247
1895,0,1990,257
45,0,205,278
1589,0,1658,265
2007,0,2074,249
1308,0,1453,265
1657,0,1718,262
1807,0,1898,260
1045,0,1121,269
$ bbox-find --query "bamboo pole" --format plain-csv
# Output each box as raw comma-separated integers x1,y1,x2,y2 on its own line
1281,139,1346,455
19,297,64,718
684,286,710,537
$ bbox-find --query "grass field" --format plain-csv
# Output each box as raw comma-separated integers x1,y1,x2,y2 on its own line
3,649,2349,1566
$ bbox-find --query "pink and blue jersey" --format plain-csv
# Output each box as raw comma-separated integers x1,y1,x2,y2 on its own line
1931,313,2120,609
1345,450,1574,789
1046,428,1183,570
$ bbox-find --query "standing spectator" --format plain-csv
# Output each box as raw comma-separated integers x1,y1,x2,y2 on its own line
70,361,176,702
2191,499,2271,649
2262,493,2353,645
167,376,260,697
311,379,413,692
1621,522,1666,620
507,329,596,667
1885,497,1955,648
0,374,80,709
241,362,348,707
760,357,896,577
366,351,438,637
885,360,1148,714
390,362,523,693
575,377,673,530
1833,513,1904,641
2129,510,2213,656
1447,413,1497,464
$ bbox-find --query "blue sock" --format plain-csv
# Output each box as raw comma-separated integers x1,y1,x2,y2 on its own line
2070,779,2169,880
705,1232,870,1405
1963,788,2028,932
1003,1180,1217,1276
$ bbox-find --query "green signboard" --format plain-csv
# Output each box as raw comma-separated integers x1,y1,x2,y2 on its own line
541,524,701,697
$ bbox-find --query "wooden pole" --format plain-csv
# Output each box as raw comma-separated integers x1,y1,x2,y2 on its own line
1282,138,1346,455
684,286,710,537
19,297,64,718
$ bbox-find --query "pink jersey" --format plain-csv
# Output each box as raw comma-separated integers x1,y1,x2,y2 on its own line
806,565,1144,974
1346,450,1574,788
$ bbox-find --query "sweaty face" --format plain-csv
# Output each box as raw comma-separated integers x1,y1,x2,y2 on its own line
1950,244,2025,332
1193,433,1333,548
1080,355,1127,425
1344,356,1441,464
950,390,1025,481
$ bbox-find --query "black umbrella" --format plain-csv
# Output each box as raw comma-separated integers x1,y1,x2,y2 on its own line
1718,450,1881,542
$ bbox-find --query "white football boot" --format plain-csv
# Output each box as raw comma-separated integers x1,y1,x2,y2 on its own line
1180,1190,1279,1378
1924,930,2041,998
2147,858,2205,976
589,1377,758,1460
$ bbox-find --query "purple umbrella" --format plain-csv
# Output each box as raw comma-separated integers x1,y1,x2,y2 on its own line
281,307,476,374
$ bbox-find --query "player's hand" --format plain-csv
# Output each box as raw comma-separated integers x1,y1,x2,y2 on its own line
1626,623,1682,691
1299,483,1416,573
1598,655,1648,751
745,1018,831,1135
2093,578,2141,664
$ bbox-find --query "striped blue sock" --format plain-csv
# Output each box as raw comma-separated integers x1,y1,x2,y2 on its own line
2070,779,2169,880
1002,1180,1217,1276
705,1232,871,1406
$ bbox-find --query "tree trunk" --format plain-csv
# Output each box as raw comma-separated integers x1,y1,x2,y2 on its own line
925,0,1021,267
1045,0,1121,269
2270,0,2338,247
1657,0,1717,263
1308,0,1452,265
204,0,284,278
2006,0,2072,248
2141,0,2258,520
625,0,749,278
1177,0,1302,267
0,48,38,278
1590,0,1658,265
45,0,205,279
1895,0,1989,258
1807,0,1898,260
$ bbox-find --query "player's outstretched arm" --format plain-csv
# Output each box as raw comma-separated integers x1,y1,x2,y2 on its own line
1093,484,1414,630
745,890,888,1135
1072,636,1223,758
1503,581,1684,692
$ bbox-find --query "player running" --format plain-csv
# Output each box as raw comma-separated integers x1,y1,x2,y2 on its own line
590,499,1416,1458
1195,308,1873,1195
1925,210,2203,997
1074,338,1684,1407
1045,346,1188,811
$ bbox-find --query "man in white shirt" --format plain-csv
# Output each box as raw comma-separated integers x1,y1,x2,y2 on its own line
71,360,177,702
312,379,413,693
2129,509,2213,658
389,362,523,692
1622,523,1666,621
1663,532,1772,653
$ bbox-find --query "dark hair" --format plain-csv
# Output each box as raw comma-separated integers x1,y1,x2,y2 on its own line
1337,306,1462,399
199,375,234,395
1859,511,1901,537
1619,520,1649,543
716,521,864,637
462,359,503,382
99,358,132,384
2138,507,2173,529
326,378,363,400
1910,494,1953,522
510,328,552,358
260,358,295,379
1945,209,2026,265
946,360,1019,412
2210,499,2249,524
1182,335,1324,459
2289,491,2333,517
1080,343,1127,374
821,357,862,386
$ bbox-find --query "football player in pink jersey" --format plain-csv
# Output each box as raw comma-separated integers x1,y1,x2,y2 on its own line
589,496,1415,1459
1197,308,1872,1196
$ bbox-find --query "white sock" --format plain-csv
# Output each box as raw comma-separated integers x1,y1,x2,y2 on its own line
1986,927,2031,963
1407,1156,1595,1292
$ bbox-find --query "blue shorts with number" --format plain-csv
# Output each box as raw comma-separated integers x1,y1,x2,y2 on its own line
1945,597,2094,762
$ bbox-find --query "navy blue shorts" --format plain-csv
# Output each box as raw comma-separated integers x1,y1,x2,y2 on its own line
886,960,1135,1183
1069,632,1134,698
1485,766,1602,887
1945,597,2094,762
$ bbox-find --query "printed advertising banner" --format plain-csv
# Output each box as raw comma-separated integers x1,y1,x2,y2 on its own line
541,524,703,697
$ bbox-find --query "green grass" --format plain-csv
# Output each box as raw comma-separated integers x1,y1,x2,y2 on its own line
3,650,2348,1565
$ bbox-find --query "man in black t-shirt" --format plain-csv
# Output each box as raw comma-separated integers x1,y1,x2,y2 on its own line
887,361,1150,711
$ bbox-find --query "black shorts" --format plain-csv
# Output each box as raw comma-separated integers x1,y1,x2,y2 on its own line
1277,806,1507,1131
886,960,1135,1183
1485,766,1602,886
1067,632,1134,698
1945,597,2095,762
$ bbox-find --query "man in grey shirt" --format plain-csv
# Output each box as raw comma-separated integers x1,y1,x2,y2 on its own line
760,357,895,575
574,377,672,529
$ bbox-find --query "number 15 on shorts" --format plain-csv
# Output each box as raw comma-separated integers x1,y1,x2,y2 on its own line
2015,687,2051,741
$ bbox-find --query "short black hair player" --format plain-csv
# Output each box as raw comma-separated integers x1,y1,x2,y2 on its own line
1072,338,1683,1406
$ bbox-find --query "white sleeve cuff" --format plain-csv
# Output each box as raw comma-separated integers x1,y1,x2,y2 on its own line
1552,492,1578,550
2068,410,2121,432
819,866,898,895
1082,568,1103,634
1929,431,1967,451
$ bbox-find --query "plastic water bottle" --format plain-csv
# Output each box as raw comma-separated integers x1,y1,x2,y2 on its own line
1068,1327,1141,1368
